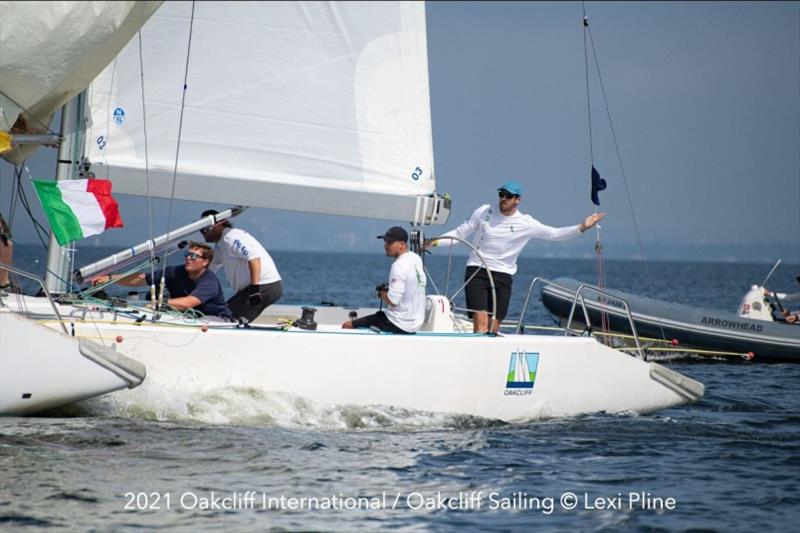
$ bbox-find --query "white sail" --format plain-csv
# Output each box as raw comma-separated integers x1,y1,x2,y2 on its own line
83,1,448,224
0,1,162,163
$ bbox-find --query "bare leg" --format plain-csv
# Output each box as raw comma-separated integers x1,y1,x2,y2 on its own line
472,311,489,333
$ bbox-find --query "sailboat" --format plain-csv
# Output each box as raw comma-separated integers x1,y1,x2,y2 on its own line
1,1,704,421
0,308,146,415
0,1,161,414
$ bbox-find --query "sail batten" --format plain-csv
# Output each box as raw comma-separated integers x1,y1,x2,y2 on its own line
84,1,446,223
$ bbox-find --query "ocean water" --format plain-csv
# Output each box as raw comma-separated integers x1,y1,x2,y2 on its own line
2,245,799,531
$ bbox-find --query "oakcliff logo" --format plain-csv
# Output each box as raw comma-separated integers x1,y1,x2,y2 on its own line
505,351,539,396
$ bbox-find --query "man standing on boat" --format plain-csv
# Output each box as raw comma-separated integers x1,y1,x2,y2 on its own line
91,242,233,320
426,181,604,334
200,209,283,323
342,226,427,334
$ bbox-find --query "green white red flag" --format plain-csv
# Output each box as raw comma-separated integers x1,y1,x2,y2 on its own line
32,178,123,245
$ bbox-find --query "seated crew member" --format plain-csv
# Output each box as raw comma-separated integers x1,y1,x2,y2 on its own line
341,226,427,334
765,275,800,323
90,242,233,320
777,275,800,324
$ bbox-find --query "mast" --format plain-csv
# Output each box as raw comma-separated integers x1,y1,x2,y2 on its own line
44,92,85,294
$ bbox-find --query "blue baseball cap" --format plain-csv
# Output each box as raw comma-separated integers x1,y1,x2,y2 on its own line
497,180,523,196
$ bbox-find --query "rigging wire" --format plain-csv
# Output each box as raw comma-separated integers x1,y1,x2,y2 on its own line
581,4,610,338
14,166,49,248
580,2,667,342
0,86,60,240
0,90,60,137
136,30,158,301
158,0,197,311
3,165,74,289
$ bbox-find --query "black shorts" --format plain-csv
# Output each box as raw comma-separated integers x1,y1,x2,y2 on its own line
350,310,412,334
464,266,513,322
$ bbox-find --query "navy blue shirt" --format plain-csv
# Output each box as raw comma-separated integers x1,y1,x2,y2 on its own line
146,265,232,319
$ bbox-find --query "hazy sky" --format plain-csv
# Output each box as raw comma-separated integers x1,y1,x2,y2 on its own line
2,1,798,261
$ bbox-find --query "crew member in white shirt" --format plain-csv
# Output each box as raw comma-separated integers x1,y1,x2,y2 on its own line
200,209,283,323
342,226,427,334
426,181,604,334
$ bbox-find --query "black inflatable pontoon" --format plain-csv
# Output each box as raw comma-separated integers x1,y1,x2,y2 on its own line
540,277,799,362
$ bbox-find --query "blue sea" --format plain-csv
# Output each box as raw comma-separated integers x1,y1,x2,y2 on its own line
2,244,799,531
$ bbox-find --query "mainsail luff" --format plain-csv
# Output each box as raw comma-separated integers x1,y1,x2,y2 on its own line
83,1,448,224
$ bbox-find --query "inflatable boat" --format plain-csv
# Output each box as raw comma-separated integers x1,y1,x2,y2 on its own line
540,278,799,362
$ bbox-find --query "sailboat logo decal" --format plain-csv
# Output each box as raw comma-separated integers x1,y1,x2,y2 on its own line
505,350,539,390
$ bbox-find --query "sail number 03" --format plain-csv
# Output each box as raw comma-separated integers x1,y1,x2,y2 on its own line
411,167,423,181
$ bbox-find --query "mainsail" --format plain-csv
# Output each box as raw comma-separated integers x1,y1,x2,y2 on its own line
84,1,449,224
0,1,162,163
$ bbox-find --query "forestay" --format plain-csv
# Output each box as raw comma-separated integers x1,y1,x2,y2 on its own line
0,1,162,164
84,1,448,224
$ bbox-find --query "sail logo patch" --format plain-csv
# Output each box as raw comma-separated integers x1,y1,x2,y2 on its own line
113,108,126,126
505,350,539,395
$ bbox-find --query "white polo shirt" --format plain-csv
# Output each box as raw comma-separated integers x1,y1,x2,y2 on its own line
209,227,281,292
439,204,582,275
384,251,427,332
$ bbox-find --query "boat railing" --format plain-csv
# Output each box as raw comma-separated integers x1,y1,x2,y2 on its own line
518,277,645,359
0,262,69,334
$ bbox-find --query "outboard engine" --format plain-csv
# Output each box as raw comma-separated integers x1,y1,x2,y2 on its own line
738,285,774,322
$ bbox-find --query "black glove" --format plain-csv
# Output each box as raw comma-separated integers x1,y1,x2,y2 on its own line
247,284,263,306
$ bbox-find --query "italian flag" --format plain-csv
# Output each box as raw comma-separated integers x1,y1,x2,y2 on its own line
32,179,123,245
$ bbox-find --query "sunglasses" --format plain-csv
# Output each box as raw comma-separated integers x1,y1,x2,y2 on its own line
185,251,206,260
498,191,519,199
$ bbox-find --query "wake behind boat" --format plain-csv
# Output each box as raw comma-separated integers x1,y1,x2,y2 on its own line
541,277,800,362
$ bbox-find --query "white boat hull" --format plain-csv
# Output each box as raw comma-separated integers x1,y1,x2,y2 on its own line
125,327,697,420
2,296,703,421
0,312,146,415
